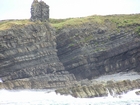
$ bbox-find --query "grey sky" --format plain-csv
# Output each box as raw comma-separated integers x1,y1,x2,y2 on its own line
0,0,140,20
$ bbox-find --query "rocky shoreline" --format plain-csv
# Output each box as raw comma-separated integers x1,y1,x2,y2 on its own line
55,72,140,98
0,0,140,98
0,72,139,98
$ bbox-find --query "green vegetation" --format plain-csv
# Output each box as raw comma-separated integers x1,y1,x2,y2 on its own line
135,26,140,36
1,14,140,31
50,14,140,30
50,16,104,30
68,43,75,47
108,14,140,27
0,19,34,30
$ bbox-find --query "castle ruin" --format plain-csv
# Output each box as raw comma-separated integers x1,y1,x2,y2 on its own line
30,0,49,22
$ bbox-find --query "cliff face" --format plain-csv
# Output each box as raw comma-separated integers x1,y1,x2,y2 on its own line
0,14,140,90
0,22,71,82
0,21,77,89
56,19,140,80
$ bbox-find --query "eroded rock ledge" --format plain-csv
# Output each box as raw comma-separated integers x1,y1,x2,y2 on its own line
0,72,76,89
56,79,140,98
54,20,140,97
0,13,140,97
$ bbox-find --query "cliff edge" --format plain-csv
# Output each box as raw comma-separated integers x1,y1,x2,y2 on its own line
0,20,76,89
0,0,140,97
51,14,140,80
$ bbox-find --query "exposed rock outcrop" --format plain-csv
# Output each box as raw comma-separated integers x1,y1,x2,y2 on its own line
56,79,140,98
54,18,140,97
56,23,140,80
0,72,76,89
0,21,77,89
30,0,49,22
136,90,140,95
0,11,140,95
0,22,71,83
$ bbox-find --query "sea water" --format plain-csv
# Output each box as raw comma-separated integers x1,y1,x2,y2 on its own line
0,89,140,105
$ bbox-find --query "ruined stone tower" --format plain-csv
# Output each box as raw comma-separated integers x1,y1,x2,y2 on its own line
30,0,49,22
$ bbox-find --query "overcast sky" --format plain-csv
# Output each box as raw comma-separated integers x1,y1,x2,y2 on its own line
0,0,140,20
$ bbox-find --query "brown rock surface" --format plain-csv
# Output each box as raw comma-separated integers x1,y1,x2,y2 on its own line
0,73,76,89
56,79,140,98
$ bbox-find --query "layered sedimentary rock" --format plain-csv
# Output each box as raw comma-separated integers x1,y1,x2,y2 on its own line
30,0,49,22
56,79,140,98
0,0,76,89
56,23,140,80
0,13,140,92
0,73,76,89
0,22,75,84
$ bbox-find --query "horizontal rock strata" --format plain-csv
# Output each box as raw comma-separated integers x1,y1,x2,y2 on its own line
56,23,140,80
0,22,68,82
0,14,140,92
0,72,76,89
55,79,140,98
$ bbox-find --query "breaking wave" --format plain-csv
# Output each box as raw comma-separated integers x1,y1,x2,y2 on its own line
0,89,140,105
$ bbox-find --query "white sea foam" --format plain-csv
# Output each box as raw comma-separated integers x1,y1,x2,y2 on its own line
0,89,140,105
94,71,140,82
0,78,3,83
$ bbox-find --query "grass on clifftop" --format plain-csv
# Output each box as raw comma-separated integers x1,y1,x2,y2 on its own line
50,16,104,30
1,14,140,31
50,14,140,30
0,19,34,30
